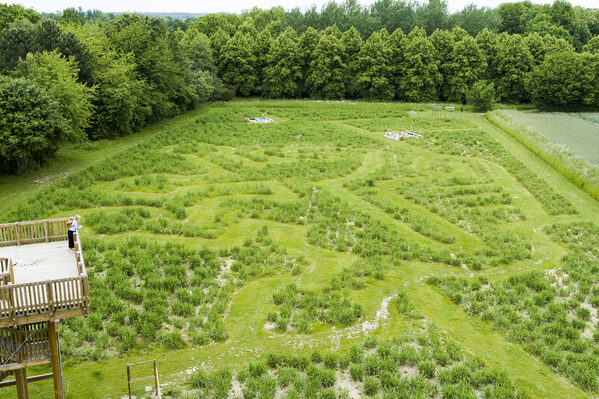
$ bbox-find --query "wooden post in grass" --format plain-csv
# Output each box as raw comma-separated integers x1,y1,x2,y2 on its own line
15,369,28,399
48,321,64,399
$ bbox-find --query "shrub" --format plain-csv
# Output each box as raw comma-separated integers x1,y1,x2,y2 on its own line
363,376,380,396
467,80,495,112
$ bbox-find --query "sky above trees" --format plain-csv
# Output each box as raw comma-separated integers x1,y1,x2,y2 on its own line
10,0,599,14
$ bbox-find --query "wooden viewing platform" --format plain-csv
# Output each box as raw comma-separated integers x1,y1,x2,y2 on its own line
0,218,89,398
0,218,89,327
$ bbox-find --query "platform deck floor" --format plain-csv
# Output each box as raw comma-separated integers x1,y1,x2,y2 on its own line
0,241,79,284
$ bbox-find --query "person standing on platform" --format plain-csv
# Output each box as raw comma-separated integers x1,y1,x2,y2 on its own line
68,215,83,251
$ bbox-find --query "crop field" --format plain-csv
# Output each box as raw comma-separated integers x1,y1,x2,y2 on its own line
2,100,599,398
500,110,599,165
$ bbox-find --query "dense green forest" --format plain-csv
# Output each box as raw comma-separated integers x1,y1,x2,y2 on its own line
1,0,598,174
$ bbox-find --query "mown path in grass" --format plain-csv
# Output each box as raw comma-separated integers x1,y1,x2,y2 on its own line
1,105,597,398
0,106,211,216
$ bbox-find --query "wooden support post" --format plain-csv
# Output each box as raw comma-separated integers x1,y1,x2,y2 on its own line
15,224,20,246
127,365,131,399
48,322,64,399
46,283,54,317
15,369,28,399
153,360,160,397
44,221,49,243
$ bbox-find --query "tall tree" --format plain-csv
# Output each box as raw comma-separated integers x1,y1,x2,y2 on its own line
430,28,455,100
498,2,526,34
341,26,363,98
0,76,66,174
526,32,574,66
306,27,347,99
446,36,487,103
253,28,273,88
210,28,230,76
370,0,415,35
583,36,599,54
352,29,394,100
0,3,40,32
220,31,258,96
13,51,95,142
298,27,319,96
451,5,500,36
476,28,498,83
108,15,190,117
399,27,441,102
415,0,451,35
0,19,36,72
528,51,593,109
263,27,303,98
387,28,407,99
387,28,407,98
495,33,533,103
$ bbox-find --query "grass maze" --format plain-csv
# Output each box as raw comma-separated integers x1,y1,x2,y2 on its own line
3,101,598,398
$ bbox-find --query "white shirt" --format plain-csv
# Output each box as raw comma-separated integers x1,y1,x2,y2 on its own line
69,221,83,232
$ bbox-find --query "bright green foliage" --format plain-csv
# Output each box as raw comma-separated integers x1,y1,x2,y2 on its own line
498,2,526,34
528,51,594,109
475,28,498,82
466,80,495,111
253,28,273,85
209,27,230,74
495,33,534,103
192,13,238,37
352,29,394,100
341,26,363,98
0,3,40,32
306,27,347,99
13,51,94,142
387,28,406,99
399,27,441,102
298,27,319,96
220,31,258,96
583,35,599,54
526,32,574,65
0,19,37,72
263,27,303,98
430,28,455,100
525,13,572,42
446,36,487,103
107,15,191,117
180,29,215,74
65,23,149,139
0,76,66,174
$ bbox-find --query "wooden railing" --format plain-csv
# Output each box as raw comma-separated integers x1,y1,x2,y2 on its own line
0,259,13,286
0,323,50,364
0,277,89,326
0,218,70,247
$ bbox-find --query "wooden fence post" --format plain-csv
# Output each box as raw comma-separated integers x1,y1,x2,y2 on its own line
46,282,54,317
15,223,20,246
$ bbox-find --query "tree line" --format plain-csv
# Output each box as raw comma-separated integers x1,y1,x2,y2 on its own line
0,1,599,175
0,4,231,174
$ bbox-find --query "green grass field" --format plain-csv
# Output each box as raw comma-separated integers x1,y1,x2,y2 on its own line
500,110,599,165
1,100,599,398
